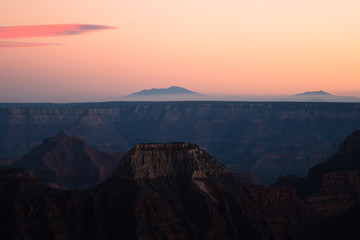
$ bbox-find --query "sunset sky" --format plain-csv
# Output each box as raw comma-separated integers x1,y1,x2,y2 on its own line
1,1,360,102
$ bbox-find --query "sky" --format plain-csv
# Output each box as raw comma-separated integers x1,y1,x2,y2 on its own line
1,0,360,102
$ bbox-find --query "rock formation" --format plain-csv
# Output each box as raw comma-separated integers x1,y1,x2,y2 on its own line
2,102,360,184
273,130,360,239
11,131,123,189
2,131,360,239
113,142,228,179
0,142,272,239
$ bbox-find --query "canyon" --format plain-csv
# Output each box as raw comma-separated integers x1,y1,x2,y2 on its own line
1,101,360,183
1,130,360,239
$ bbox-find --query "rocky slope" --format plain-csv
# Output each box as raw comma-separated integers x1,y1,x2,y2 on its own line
11,131,123,189
2,132,360,239
274,130,360,239
276,130,360,196
0,143,272,240
1,102,360,184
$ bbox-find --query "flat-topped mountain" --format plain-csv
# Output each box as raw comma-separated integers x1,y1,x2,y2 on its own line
0,141,273,240
12,131,123,189
295,90,332,96
113,142,228,179
128,86,199,96
125,86,207,101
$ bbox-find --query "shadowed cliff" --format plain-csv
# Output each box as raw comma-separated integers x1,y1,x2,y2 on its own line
2,132,360,239
2,101,360,183
0,142,272,240
11,131,123,189
274,130,360,239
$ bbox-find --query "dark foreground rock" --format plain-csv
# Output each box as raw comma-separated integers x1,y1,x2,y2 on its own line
0,143,271,239
11,131,123,189
1,132,360,239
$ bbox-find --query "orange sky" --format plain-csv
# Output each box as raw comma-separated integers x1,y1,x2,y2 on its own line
1,0,360,102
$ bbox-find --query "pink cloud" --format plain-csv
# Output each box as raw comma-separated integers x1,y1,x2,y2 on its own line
0,42,62,48
0,24,116,47
0,24,116,40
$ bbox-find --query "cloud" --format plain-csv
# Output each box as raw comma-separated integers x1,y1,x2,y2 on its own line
0,24,116,47
0,24,116,40
0,42,62,48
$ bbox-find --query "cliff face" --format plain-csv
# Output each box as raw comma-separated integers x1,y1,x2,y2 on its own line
1,102,360,183
2,134,360,240
306,132,360,218
273,130,360,239
113,143,228,179
0,143,272,240
106,143,271,239
11,131,123,189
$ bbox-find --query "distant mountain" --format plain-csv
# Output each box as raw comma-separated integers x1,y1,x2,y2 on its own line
123,86,209,101
295,90,332,96
128,86,199,96
272,90,360,102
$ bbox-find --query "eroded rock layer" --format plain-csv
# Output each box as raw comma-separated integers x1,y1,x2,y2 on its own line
2,102,360,183
2,131,360,239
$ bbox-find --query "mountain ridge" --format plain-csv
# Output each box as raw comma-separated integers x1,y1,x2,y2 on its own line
288,90,360,102
295,90,332,96
128,86,199,96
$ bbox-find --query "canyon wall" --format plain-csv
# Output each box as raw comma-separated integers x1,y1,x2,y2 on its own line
1,101,360,183
3,133,360,240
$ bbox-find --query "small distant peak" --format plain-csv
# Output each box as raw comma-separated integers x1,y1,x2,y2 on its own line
295,90,332,96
